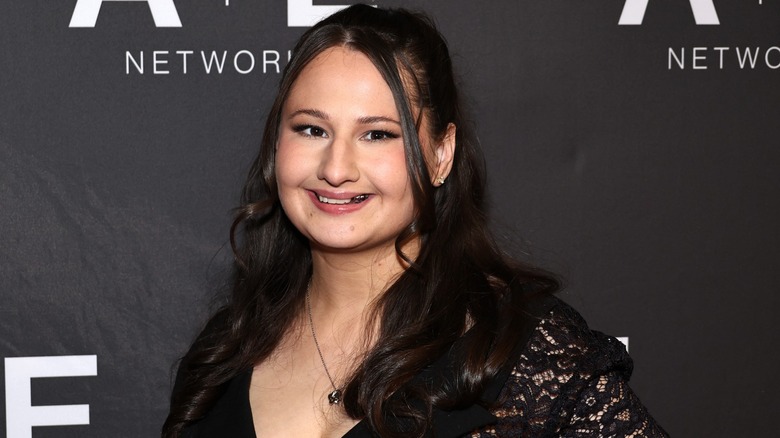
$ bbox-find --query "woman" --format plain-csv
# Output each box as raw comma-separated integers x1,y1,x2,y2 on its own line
163,4,666,437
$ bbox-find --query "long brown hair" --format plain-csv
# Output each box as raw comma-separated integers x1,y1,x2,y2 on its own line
163,5,558,437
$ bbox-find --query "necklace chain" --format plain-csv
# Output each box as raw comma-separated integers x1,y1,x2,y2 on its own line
305,290,343,405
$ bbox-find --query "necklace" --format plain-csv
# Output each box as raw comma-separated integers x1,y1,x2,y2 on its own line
305,290,343,405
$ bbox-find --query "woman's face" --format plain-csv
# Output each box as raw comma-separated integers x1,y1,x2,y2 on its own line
275,46,418,256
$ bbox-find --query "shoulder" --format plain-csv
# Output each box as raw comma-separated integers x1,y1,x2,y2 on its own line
172,309,231,397
523,298,633,381
470,296,668,437
180,371,256,438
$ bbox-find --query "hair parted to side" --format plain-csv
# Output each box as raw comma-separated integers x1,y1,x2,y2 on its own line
163,4,559,437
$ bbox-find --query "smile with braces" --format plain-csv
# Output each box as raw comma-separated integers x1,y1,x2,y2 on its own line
317,194,370,205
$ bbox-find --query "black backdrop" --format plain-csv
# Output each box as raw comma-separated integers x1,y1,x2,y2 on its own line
2,1,778,436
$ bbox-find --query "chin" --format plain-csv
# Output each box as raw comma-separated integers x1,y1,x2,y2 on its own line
309,236,396,255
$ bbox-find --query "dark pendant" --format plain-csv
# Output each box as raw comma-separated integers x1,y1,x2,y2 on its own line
328,389,342,405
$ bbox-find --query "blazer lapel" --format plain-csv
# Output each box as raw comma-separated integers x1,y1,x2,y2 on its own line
343,292,558,438
185,371,257,438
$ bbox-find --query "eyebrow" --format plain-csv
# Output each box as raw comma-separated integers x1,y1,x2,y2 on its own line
288,108,329,120
357,115,401,126
288,108,400,126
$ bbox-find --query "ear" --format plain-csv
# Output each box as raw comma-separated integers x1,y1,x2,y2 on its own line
431,123,456,187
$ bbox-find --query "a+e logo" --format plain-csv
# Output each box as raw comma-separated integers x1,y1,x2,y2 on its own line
68,0,364,28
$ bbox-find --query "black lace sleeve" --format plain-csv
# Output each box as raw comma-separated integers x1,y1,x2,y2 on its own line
562,370,666,437
469,301,668,437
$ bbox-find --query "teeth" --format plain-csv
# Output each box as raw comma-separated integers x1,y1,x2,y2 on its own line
318,195,351,205
317,194,369,205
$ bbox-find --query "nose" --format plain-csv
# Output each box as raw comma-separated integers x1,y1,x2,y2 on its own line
317,136,359,186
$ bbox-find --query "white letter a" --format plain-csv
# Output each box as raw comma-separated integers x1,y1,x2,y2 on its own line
70,0,182,28
619,0,719,25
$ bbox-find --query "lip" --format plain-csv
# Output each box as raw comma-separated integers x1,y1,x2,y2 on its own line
306,189,372,214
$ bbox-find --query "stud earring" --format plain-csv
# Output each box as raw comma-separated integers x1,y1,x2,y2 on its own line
435,177,445,186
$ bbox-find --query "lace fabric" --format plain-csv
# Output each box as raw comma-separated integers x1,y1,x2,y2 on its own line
469,302,668,437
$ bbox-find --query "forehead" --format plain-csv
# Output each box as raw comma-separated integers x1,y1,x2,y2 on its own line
284,46,399,117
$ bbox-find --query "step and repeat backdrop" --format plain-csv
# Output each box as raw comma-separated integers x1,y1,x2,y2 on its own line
1,1,778,436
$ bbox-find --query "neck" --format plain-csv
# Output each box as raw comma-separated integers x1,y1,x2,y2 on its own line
307,240,418,321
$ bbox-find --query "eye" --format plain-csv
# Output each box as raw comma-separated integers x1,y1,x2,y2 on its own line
362,130,400,142
293,125,328,138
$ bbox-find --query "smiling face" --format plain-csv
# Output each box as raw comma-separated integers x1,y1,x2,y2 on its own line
275,46,418,256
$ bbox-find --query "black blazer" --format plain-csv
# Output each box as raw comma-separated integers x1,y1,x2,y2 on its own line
178,294,666,437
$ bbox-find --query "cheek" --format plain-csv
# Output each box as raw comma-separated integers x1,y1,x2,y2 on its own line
274,145,306,216
373,148,414,203
275,140,305,186
274,148,289,186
